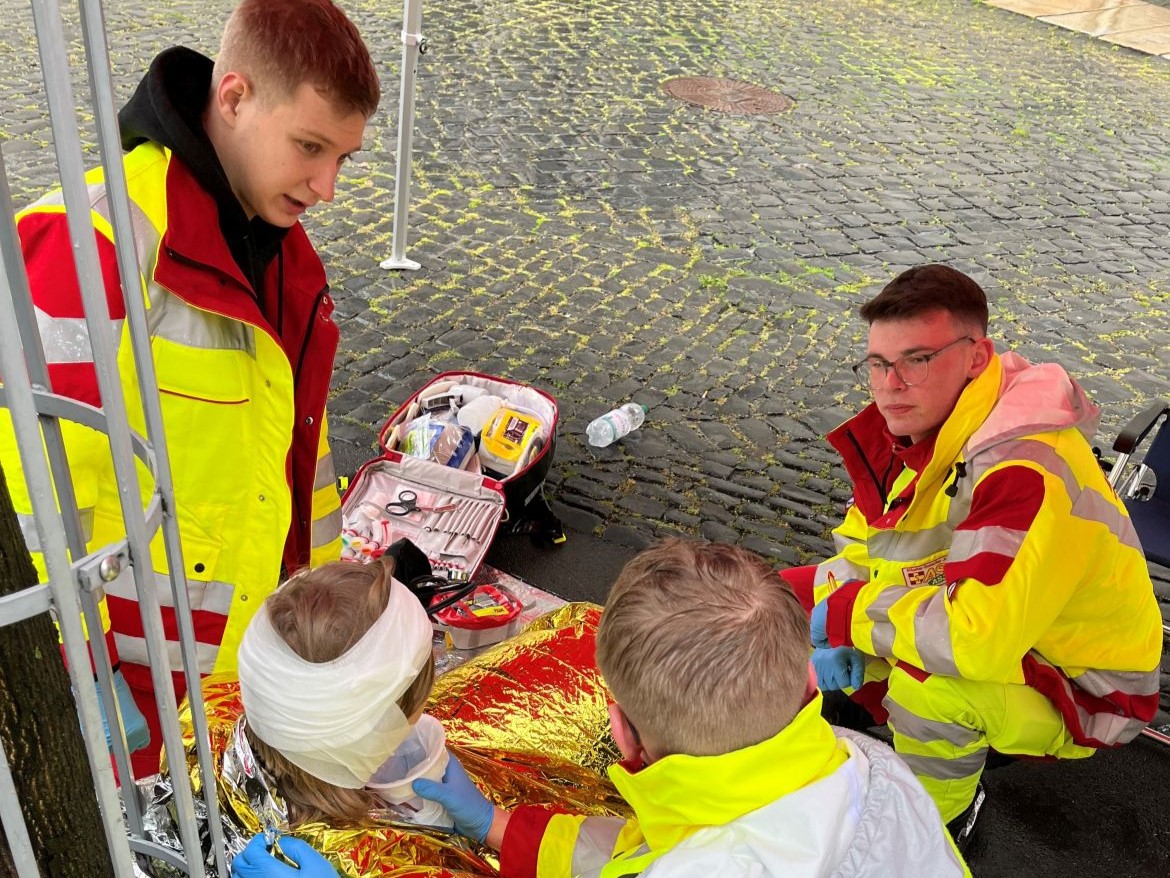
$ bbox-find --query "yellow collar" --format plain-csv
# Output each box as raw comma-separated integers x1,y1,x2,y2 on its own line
916,352,1003,492
607,696,849,853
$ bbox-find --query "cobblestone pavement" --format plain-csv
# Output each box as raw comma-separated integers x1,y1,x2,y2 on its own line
7,0,1170,562
3,0,1170,874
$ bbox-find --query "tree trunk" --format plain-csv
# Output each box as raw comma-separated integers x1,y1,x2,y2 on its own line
0,462,114,878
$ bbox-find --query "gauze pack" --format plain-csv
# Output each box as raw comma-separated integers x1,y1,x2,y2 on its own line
238,576,433,788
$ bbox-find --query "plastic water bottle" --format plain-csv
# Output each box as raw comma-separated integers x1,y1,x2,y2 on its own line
586,403,648,448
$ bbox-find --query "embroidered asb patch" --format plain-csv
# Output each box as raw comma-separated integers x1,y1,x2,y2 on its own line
902,557,946,588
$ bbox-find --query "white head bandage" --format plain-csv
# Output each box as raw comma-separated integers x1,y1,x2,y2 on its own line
237,576,433,789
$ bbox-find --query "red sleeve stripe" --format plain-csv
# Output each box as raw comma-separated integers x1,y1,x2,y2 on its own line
954,466,1045,534
500,806,558,878
825,579,867,648
943,552,1014,590
943,466,1045,589
973,441,1136,546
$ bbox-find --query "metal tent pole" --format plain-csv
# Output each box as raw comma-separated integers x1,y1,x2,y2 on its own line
381,0,425,271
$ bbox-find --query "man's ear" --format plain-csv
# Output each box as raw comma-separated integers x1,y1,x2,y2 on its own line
608,703,647,765
214,71,250,126
968,335,994,379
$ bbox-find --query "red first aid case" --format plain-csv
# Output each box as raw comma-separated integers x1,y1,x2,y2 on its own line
340,372,563,578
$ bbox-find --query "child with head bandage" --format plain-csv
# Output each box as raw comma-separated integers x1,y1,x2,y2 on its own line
235,556,449,831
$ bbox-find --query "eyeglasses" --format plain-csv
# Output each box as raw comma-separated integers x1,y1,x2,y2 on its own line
851,336,975,387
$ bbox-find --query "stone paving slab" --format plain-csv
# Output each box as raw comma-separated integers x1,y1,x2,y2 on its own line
991,0,1170,57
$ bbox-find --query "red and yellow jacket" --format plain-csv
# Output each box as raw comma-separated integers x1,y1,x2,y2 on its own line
0,140,343,689
807,351,1162,748
498,698,968,878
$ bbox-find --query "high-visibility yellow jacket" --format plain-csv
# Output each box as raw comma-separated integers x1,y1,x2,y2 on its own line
0,140,343,689
498,697,969,878
812,351,1162,748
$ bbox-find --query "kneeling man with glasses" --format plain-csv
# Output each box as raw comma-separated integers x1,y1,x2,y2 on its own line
785,264,1163,851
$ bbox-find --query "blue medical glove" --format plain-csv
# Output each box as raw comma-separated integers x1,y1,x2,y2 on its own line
412,752,494,842
809,599,830,648
232,835,337,877
98,669,151,754
811,646,866,692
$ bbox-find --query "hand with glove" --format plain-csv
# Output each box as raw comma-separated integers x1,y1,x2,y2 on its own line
232,834,337,877
98,669,151,754
809,599,830,649
811,646,866,692
413,753,497,844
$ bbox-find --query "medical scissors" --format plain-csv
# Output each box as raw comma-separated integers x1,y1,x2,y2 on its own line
385,490,457,517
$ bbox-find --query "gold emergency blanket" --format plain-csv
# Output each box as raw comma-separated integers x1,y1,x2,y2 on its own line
177,602,631,877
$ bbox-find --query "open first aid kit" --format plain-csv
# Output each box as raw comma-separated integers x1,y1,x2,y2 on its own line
340,372,563,580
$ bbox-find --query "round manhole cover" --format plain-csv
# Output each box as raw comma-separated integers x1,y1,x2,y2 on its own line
661,77,794,115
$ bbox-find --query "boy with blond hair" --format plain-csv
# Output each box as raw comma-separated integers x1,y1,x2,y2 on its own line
421,539,968,877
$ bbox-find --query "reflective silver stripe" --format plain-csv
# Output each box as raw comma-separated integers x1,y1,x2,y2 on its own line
1067,669,1152,745
16,513,41,553
1075,667,1160,699
313,451,337,491
897,747,988,781
570,816,628,877
866,587,906,657
36,311,125,365
829,529,870,563
147,287,256,353
913,591,960,676
945,464,974,528
88,178,155,267
886,699,981,748
34,177,152,276
816,555,866,584
973,438,1142,550
16,508,93,553
42,167,257,357
1071,486,1143,552
948,525,1028,565
28,179,105,210
105,566,235,615
1083,712,1147,746
971,438,1073,490
98,185,256,356
311,507,342,549
868,523,953,563
114,633,219,675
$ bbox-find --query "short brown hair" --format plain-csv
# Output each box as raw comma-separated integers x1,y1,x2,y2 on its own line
214,0,380,118
859,264,989,334
245,557,435,826
595,539,810,757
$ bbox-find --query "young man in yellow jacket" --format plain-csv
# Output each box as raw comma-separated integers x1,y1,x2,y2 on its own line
786,264,1163,845
233,539,968,878
0,0,377,776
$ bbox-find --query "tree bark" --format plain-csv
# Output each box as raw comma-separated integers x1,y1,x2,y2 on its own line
0,462,114,877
